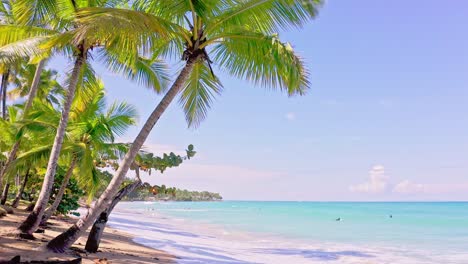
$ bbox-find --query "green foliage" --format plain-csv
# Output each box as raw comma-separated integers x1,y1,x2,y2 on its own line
0,0,320,217
134,0,321,126
49,170,84,216
126,184,222,202
132,144,196,175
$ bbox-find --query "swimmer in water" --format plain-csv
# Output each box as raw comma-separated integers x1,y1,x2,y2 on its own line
336,217,342,221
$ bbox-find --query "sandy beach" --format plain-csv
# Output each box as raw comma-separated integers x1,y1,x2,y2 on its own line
0,206,174,264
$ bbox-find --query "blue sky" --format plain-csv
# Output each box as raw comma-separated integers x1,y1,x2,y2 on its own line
50,0,468,200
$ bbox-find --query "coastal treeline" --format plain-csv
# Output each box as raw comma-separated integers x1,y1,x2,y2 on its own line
0,0,321,257
126,184,223,201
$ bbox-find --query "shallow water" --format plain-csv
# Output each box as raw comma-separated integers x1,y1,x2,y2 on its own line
110,201,468,263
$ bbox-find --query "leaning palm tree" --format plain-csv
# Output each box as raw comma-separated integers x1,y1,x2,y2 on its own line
46,0,322,252
1,0,174,236
40,80,137,224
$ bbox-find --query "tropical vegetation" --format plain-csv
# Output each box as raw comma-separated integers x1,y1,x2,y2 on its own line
0,0,321,255
126,184,223,202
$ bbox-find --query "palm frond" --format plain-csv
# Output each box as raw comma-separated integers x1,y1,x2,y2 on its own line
212,30,310,95
0,35,51,64
0,25,56,46
179,61,223,127
11,0,59,25
100,49,169,93
73,7,176,50
205,0,322,35
133,0,226,25
104,101,138,140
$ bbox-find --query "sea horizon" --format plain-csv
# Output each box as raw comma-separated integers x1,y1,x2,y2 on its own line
219,200,468,203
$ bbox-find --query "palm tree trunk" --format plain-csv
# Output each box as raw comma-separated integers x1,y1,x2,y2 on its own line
0,71,9,196
0,61,45,199
17,54,86,237
15,173,20,187
12,169,30,208
85,167,141,252
46,58,197,252
1,183,10,205
1,70,9,119
41,157,77,225
24,60,46,113
85,179,141,253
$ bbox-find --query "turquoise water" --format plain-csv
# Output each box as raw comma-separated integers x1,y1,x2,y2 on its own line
119,201,468,252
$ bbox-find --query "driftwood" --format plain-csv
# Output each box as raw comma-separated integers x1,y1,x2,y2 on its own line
0,256,82,264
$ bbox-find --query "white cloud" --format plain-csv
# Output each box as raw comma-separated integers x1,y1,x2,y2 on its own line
393,180,426,194
285,112,296,121
349,165,388,194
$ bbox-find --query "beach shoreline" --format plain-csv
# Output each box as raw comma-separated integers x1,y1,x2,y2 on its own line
3,202,467,264
0,206,175,264
109,201,468,264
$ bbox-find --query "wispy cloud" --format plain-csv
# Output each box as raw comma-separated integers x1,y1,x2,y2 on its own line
116,137,188,155
349,165,388,194
141,143,187,155
393,180,468,194
140,162,285,199
393,180,426,194
285,112,296,121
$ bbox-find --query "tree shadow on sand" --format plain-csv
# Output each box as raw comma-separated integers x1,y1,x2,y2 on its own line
107,213,373,263
134,237,258,264
109,216,201,238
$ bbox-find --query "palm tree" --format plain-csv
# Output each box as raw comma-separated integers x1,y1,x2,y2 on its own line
1,0,173,236
0,61,47,202
0,0,13,120
0,0,50,207
47,0,321,252
7,62,63,107
11,167,30,208
0,99,61,206
40,80,137,224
